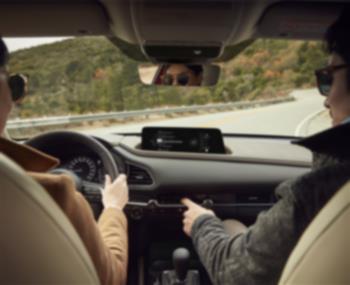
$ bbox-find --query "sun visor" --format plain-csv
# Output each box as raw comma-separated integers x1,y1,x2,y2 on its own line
257,2,342,40
0,3,110,37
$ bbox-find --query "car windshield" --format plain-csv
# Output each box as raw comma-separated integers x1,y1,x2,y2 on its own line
5,36,331,139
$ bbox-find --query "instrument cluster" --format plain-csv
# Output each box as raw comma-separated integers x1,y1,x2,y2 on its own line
63,155,104,183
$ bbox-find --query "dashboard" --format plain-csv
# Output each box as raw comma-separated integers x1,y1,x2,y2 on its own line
41,130,312,223
113,141,310,222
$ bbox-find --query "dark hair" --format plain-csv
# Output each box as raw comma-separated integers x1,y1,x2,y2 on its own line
0,38,9,67
8,74,26,101
325,8,350,85
187,65,203,76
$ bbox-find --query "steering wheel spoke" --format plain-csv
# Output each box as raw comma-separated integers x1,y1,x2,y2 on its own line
81,180,104,219
82,181,103,196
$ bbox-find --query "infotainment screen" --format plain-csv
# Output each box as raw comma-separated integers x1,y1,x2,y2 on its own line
141,127,226,154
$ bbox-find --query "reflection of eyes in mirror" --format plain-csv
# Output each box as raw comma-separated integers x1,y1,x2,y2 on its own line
162,64,202,86
162,73,191,86
138,63,220,87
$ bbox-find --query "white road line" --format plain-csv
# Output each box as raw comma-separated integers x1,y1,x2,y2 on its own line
294,109,325,136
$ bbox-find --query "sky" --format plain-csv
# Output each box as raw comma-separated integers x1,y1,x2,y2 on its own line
4,37,71,52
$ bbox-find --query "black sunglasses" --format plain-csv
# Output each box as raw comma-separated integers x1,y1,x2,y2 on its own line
315,64,350,96
162,73,190,86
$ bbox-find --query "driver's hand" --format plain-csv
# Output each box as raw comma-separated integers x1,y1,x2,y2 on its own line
181,198,215,237
102,174,129,210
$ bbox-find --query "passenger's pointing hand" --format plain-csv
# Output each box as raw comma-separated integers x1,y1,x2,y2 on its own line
181,198,215,236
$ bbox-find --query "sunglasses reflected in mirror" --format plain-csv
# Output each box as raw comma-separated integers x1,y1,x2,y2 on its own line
162,73,190,86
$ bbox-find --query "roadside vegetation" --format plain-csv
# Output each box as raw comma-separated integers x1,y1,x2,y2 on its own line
9,37,327,118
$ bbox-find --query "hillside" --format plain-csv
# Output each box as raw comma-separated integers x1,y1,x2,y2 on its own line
8,36,328,118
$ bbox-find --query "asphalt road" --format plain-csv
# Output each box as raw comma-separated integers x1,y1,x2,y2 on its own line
84,89,330,137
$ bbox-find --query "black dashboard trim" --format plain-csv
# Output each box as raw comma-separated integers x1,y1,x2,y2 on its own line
113,132,301,141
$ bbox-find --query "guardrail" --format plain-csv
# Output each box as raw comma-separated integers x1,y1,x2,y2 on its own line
7,96,293,130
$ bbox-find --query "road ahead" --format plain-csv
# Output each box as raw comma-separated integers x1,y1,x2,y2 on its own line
84,89,330,137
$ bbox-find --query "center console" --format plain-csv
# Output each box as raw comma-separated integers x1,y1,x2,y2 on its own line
125,191,274,222
126,192,275,285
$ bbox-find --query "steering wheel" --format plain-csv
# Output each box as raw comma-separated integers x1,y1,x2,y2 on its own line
26,131,120,216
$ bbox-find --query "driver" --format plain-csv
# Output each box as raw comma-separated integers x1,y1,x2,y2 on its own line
181,9,350,285
0,38,129,285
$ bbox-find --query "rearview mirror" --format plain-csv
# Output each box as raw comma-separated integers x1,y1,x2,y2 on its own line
138,64,220,87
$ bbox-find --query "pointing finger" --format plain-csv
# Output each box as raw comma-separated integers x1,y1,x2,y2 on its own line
181,198,196,208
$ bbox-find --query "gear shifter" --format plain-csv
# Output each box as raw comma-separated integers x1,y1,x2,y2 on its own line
173,248,190,282
160,248,199,285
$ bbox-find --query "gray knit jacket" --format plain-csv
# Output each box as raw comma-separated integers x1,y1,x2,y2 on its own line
191,123,350,285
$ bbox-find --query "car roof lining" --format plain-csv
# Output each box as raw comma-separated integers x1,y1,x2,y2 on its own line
0,1,111,37
256,2,343,40
0,1,347,63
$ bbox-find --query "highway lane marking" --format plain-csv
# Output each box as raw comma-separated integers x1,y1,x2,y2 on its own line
294,108,325,137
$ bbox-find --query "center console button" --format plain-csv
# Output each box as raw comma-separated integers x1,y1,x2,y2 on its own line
147,199,158,210
130,207,144,220
202,199,214,208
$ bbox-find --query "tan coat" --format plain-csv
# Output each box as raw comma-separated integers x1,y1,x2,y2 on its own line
0,137,128,285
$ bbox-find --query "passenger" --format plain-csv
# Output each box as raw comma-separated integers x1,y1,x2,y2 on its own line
161,64,203,86
181,9,350,285
0,37,129,285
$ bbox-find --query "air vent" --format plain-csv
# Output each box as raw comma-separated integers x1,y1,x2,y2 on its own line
127,164,153,185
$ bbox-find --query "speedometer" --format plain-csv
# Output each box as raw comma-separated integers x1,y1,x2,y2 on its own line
67,156,97,181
